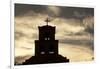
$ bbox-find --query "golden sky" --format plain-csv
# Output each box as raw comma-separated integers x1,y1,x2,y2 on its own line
14,4,94,64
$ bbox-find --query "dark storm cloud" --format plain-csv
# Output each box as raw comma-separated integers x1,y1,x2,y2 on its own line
60,39,93,46
85,27,94,35
58,6,94,19
15,3,94,19
15,3,47,16
60,39,94,50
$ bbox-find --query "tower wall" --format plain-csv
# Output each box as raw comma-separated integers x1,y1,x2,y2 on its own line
35,40,58,56
35,25,58,56
39,26,55,40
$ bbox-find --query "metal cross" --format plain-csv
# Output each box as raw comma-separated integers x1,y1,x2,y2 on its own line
45,17,50,25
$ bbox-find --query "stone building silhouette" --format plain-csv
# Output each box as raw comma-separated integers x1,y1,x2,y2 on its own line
22,18,69,65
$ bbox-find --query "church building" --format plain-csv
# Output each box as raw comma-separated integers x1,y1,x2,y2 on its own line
22,18,69,65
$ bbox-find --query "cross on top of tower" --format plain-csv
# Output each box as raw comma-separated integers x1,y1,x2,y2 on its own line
45,17,50,26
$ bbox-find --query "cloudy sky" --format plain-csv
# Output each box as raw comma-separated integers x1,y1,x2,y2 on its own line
14,3,94,64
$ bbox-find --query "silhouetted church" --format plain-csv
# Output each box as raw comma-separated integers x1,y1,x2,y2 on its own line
22,18,69,65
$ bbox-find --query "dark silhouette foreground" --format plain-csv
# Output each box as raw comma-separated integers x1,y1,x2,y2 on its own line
23,54,69,65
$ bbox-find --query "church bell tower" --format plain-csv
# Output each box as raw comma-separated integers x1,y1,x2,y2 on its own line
35,18,58,56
